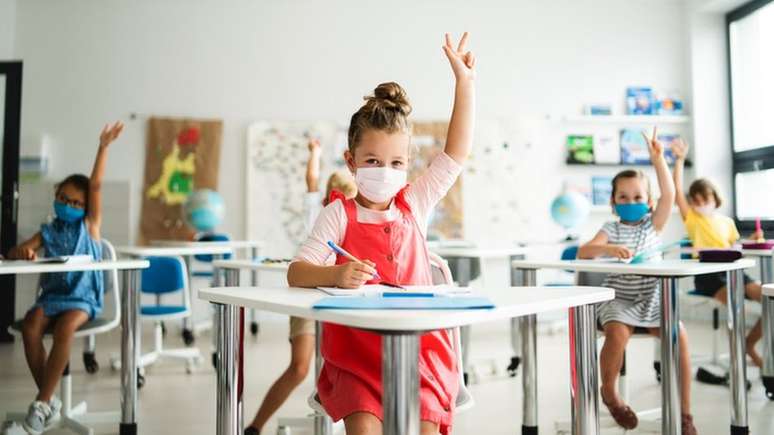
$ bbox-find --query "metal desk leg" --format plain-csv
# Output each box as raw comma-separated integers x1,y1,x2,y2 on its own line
120,269,140,435
659,277,681,435
215,302,240,435
509,263,524,376
182,255,195,345
759,257,774,400
727,270,749,434
250,246,260,336
314,322,333,435
520,268,538,435
450,257,473,384
568,304,599,435
382,333,420,435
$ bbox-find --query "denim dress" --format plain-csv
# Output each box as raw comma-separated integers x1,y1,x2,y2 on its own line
34,219,104,319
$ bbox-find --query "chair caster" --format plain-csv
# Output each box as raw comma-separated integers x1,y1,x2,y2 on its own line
212,352,217,369
463,372,469,386
182,328,195,346
83,351,99,374
763,376,774,401
654,361,661,383
138,371,146,389
161,321,167,337
250,321,259,336
507,356,521,377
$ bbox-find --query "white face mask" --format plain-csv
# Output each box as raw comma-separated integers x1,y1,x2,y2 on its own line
695,204,715,216
354,166,407,204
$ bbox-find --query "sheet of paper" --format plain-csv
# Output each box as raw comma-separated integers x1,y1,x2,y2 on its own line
316,285,472,297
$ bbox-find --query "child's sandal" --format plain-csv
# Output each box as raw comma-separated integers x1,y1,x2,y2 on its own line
601,395,638,430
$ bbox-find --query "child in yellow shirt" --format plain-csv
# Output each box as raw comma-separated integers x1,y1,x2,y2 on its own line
672,139,764,367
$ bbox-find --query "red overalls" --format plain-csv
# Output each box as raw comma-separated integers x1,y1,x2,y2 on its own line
317,188,459,433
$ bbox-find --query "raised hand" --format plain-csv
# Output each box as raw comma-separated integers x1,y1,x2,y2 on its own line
443,32,476,82
308,138,321,156
641,126,664,163
671,138,689,162
99,121,124,148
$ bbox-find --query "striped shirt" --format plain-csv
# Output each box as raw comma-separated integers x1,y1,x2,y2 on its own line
598,215,662,327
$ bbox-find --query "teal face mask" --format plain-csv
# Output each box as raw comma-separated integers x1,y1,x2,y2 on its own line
614,203,649,222
53,201,85,223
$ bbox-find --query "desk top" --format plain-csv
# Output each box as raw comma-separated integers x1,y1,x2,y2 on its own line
430,246,529,259
0,259,149,275
213,259,290,272
199,285,613,332
116,245,232,257
763,284,774,297
150,240,264,250
511,258,756,276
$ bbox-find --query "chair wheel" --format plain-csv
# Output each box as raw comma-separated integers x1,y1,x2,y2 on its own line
161,321,167,337
212,352,218,369
250,321,259,336
507,356,521,377
463,372,469,386
83,352,99,374
137,372,145,389
654,361,662,383
763,377,774,401
182,328,195,346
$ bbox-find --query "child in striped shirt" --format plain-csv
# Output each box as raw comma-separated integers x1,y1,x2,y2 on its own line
578,128,697,435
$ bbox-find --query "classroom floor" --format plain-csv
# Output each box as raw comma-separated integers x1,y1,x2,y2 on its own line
2,315,774,434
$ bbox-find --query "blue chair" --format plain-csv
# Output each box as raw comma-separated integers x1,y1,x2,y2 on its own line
113,255,201,373
191,233,232,278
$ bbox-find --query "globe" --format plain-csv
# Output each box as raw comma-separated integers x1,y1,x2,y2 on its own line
184,189,225,232
550,191,590,230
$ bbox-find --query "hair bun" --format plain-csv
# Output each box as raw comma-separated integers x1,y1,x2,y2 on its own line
365,82,412,116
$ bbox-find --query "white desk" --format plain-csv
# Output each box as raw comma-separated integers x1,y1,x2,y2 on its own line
116,245,233,344
741,250,774,402
428,246,529,382
511,258,755,435
199,283,613,435
0,259,150,435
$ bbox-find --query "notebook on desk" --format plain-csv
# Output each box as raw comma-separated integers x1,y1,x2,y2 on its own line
312,295,495,310
0,255,93,265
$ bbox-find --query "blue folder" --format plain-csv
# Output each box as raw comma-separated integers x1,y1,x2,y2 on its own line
312,296,495,310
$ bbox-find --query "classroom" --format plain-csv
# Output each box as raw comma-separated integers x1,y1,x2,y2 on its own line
1,0,773,434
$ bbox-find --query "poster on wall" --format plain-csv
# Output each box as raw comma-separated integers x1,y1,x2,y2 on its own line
140,117,223,243
411,121,464,240
246,121,348,257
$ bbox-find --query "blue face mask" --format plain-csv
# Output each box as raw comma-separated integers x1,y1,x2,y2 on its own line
615,203,649,222
53,201,85,223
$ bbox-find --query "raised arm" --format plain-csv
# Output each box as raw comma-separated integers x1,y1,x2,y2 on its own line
306,138,321,193
671,138,690,220
87,121,123,238
442,32,476,164
642,127,675,232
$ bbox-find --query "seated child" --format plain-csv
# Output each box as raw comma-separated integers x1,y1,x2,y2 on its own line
672,139,764,367
8,122,123,435
286,33,476,435
578,128,698,435
244,139,356,435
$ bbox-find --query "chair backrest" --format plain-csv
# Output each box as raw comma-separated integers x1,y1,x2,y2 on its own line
428,251,454,286
142,256,188,295
680,237,693,260
194,233,233,262
561,245,579,261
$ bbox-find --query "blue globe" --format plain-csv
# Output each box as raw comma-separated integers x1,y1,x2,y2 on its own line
550,191,590,230
184,189,225,232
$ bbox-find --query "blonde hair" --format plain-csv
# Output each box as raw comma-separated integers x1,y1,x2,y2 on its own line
347,82,412,153
324,171,357,204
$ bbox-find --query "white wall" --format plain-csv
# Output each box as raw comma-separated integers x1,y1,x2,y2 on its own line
0,0,15,59
12,0,690,249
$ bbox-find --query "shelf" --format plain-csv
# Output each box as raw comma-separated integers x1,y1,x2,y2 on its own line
566,160,693,168
562,115,691,125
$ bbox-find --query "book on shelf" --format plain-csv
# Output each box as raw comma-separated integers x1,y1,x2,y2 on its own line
626,87,655,115
566,135,594,164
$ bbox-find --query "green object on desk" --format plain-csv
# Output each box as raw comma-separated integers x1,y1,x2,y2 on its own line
312,296,495,310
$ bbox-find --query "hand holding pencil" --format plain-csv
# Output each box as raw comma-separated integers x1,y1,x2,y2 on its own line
328,241,379,289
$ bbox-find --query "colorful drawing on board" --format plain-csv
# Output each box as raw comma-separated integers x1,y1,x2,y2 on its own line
141,117,222,243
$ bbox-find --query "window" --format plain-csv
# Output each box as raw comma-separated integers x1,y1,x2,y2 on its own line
728,0,774,229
